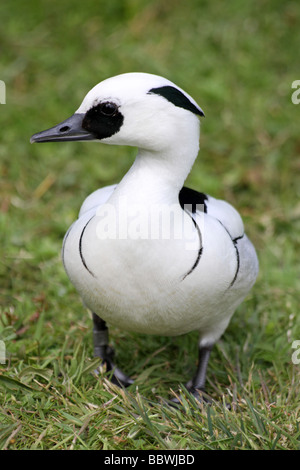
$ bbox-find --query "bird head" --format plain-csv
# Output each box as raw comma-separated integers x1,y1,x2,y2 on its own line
31,72,204,152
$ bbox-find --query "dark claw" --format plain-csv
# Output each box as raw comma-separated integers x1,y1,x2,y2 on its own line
170,345,214,407
92,313,216,398
101,346,134,387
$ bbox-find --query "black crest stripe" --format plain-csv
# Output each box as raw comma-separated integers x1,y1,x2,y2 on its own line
148,86,205,117
79,216,96,278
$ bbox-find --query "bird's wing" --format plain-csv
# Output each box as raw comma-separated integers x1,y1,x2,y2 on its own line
78,184,117,217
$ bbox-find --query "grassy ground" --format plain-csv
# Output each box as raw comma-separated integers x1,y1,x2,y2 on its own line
0,0,300,450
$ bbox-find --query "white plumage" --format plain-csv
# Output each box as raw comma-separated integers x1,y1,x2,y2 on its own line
31,73,258,399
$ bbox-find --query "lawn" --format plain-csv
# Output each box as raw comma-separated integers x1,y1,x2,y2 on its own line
0,0,299,450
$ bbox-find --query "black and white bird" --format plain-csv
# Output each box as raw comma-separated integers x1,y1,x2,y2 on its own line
31,72,258,401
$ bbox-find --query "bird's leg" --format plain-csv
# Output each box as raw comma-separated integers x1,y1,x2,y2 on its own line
92,312,133,387
171,344,213,405
188,344,213,400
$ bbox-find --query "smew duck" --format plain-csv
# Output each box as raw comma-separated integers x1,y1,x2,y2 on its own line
31,72,259,400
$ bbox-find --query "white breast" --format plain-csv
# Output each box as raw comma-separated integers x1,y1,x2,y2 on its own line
62,186,258,343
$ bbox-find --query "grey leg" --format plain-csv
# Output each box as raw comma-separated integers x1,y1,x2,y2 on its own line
187,344,213,402
190,344,213,393
171,344,213,404
92,313,133,387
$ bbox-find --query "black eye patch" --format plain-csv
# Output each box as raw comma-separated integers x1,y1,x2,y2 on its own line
148,86,204,117
82,102,124,140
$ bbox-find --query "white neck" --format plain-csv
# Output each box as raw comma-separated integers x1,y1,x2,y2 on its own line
108,116,200,207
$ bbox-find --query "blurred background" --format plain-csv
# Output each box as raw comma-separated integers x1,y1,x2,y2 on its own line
0,0,299,432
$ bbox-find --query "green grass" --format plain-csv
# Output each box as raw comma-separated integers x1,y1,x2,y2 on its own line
1,0,300,450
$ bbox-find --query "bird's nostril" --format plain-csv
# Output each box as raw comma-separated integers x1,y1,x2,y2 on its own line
60,125,70,133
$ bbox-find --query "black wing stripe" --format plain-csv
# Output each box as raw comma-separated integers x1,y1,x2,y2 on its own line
217,221,244,288
79,216,96,278
229,240,240,287
233,234,245,243
229,234,245,287
182,217,203,281
178,187,206,280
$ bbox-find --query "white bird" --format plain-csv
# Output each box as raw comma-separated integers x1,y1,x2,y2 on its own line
31,72,259,401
